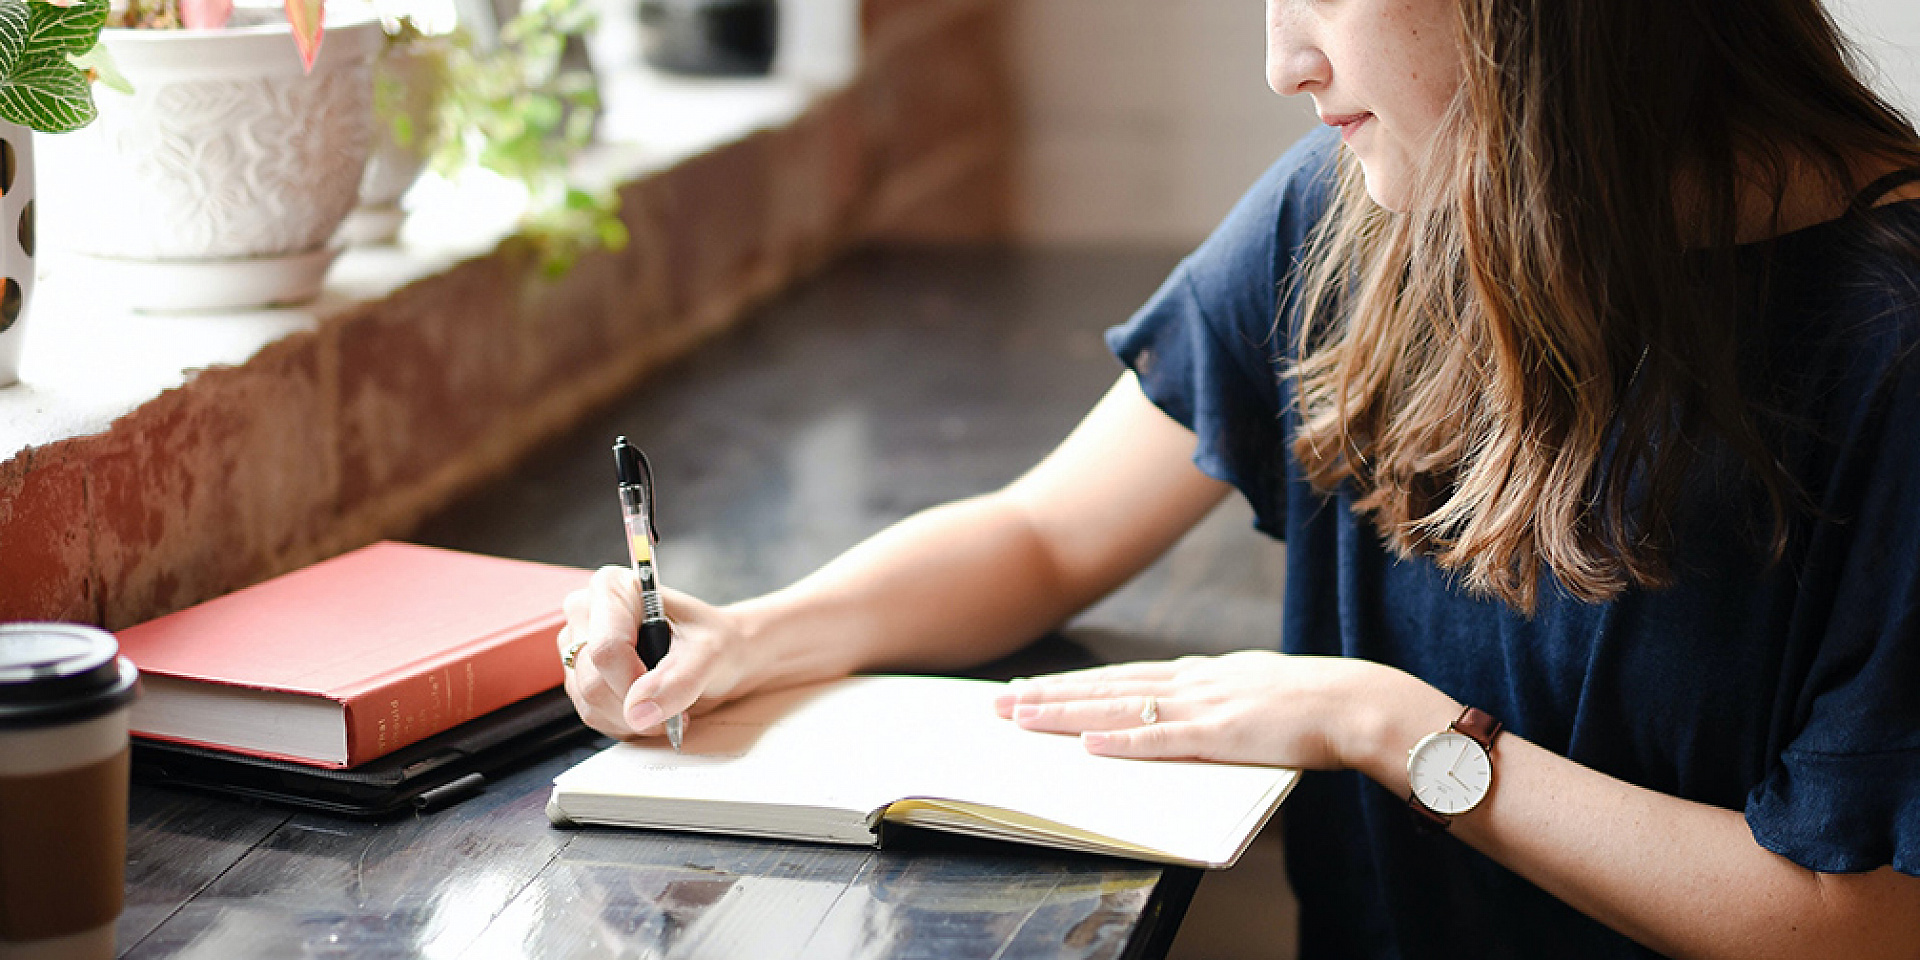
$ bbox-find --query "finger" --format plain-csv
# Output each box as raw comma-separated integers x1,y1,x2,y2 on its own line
1080,721,1208,760
565,660,640,741
574,632,644,733
995,679,1165,716
627,630,713,724
559,623,626,733
560,592,591,653
1010,695,1166,733
1019,661,1182,685
559,626,580,696
581,571,645,683
589,565,643,625
994,665,1181,714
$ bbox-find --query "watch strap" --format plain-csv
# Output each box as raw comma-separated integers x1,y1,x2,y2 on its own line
1408,792,1451,830
1454,706,1503,751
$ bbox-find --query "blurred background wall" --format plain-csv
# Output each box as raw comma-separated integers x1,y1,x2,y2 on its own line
1008,0,1316,244
1005,0,1920,246
1835,0,1920,119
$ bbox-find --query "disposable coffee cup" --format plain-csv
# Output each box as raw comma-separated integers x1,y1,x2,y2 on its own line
0,623,140,960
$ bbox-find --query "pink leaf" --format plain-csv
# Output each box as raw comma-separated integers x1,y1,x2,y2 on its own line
180,0,234,29
284,0,324,73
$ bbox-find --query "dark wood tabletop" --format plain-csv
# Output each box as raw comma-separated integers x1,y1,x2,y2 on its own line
119,245,1288,959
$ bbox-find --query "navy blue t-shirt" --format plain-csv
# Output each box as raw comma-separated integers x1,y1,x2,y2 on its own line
1107,127,1920,959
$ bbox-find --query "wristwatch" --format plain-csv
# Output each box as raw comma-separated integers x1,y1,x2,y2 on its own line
1407,706,1503,829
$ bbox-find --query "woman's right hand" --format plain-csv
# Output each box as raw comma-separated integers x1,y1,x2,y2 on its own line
558,566,753,740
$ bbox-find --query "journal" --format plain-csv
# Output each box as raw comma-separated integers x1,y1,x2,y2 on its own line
547,675,1298,868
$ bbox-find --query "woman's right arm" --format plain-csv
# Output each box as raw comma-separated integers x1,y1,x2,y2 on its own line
560,371,1231,740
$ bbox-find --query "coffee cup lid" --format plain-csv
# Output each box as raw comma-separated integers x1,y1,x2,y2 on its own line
0,622,140,728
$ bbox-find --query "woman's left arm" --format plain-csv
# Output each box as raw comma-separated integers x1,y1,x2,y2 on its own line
997,653,1920,960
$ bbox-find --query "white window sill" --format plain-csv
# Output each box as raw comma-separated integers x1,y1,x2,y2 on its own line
0,66,823,459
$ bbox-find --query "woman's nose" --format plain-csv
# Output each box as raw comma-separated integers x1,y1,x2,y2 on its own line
1266,4,1330,96
1270,45,1332,97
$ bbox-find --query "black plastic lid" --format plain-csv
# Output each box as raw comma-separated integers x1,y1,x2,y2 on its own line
0,623,140,729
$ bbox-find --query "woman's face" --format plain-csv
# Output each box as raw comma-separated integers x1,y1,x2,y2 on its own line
1267,0,1465,210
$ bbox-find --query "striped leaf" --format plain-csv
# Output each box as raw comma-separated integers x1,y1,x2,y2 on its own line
0,0,29,71
0,50,94,132
25,0,105,58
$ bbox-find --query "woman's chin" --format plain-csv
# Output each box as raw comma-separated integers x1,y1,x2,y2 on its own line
1358,164,1413,212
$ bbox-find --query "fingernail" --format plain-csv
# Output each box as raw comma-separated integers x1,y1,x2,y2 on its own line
1082,732,1110,750
627,701,664,730
1013,704,1041,722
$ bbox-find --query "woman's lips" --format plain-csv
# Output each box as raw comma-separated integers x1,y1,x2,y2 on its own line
1323,112,1372,141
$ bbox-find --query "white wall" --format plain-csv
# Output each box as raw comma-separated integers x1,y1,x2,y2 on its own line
1010,0,1920,245
1833,0,1920,117
1010,0,1319,243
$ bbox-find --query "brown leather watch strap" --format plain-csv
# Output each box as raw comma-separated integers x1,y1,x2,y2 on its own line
1408,793,1451,829
1453,706,1503,751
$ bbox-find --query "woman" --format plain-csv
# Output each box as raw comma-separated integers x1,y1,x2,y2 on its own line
558,0,1920,955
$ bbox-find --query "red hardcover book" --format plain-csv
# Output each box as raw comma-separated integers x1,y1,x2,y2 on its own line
115,542,591,768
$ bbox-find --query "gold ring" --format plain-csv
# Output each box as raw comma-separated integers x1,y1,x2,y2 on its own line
562,638,589,669
1140,696,1158,724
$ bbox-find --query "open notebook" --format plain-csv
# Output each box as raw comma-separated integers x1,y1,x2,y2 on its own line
546,676,1298,868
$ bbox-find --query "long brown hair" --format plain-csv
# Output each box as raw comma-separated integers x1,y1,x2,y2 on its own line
1290,0,1920,612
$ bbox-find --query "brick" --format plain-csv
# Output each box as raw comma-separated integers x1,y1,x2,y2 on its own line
863,0,998,61
859,2,1013,196
0,444,95,623
332,260,526,525
515,213,671,393
655,133,777,330
765,93,870,268
870,146,1013,239
90,331,338,628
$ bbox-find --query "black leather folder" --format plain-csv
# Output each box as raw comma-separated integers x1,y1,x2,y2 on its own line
129,687,596,818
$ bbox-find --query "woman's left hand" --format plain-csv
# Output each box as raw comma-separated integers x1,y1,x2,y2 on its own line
993,651,1440,770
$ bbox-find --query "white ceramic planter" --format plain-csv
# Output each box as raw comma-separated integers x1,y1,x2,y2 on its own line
0,121,33,386
39,12,383,310
340,35,450,245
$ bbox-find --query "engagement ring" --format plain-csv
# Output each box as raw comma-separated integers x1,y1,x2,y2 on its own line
563,638,589,669
1140,696,1159,724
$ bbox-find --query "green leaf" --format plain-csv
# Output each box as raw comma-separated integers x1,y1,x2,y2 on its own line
68,40,128,95
0,50,94,131
0,0,30,75
25,0,107,58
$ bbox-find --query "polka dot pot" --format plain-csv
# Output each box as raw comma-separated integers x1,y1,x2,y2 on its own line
0,121,33,387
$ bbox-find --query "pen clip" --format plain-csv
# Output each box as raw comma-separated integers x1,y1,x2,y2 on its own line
634,447,660,543
614,437,662,542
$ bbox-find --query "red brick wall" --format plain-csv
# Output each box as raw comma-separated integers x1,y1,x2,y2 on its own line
0,0,1012,629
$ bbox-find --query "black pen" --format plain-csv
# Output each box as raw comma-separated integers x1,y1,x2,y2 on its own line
613,436,684,751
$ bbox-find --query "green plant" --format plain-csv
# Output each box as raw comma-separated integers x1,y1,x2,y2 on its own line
416,0,627,276
0,0,119,133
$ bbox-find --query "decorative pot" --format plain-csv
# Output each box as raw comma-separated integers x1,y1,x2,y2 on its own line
0,122,32,386
638,0,776,77
38,11,383,311
340,35,451,245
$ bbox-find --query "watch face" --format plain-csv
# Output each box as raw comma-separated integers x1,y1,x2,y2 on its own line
1408,730,1492,816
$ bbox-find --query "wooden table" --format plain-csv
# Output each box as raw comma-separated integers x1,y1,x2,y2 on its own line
119,246,1288,959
